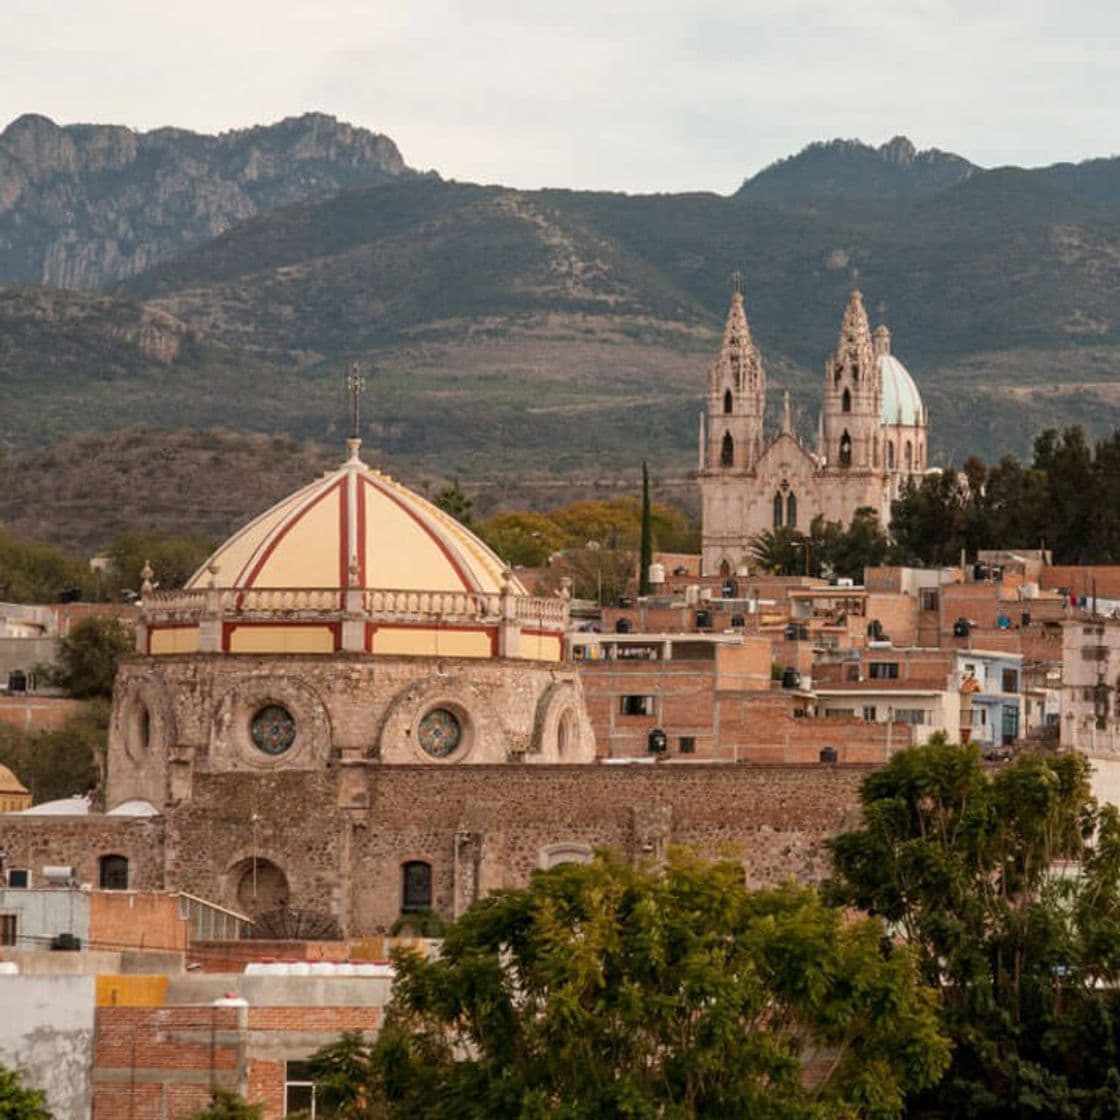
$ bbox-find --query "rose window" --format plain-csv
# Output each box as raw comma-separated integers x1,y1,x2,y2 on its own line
417,708,462,758
250,704,296,755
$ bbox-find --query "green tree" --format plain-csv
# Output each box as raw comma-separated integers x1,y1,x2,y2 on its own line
104,530,215,597
0,700,107,804
638,461,653,596
748,526,808,575
186,1090,263,1120
52,615,133,699
479,512,566,568
810,508,892,580
0,525,87,604
327,852,947,1119
432,482,475,529
305,1031,375,1119
827,740,1120,1118
0,1062,52,1119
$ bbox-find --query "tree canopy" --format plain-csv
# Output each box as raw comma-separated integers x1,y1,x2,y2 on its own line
52,615,134,699
310,852,947,1119
0,1062,52,1120
827,739,1120,1118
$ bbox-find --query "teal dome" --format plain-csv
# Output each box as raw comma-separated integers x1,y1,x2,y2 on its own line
879,353,923,426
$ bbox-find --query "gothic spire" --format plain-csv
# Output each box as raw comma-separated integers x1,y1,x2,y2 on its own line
781,389,792,435
710,290,764,394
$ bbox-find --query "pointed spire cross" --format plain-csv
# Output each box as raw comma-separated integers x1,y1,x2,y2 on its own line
731,266,744,296
346,362,367,440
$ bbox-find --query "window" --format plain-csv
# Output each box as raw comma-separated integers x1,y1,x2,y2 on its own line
620,695,655,716
6,869,29,889
887,441,895,469
846,664,860,681
786,493,797,529
0,915,16,947
678,736,696,754
905,441,913,470
919,588,939,612
842,387,852,413
99,854,129,891
285,1060,316,1118
895,709,927,726
720,432,734,467
839,431,852,467
1001,669,1019,693
773,492,783,528
401,861,433,912
862,706,877,722
1002,704,1020,746
723,388,733,414
868,662,900,680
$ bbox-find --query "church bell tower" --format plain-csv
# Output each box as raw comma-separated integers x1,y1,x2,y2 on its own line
701,287,766,473
821,290,882,471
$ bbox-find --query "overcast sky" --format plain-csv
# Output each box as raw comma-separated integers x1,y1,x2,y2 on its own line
5,0,1118,193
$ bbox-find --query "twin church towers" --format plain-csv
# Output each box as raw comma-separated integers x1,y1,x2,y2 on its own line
698,288,928,576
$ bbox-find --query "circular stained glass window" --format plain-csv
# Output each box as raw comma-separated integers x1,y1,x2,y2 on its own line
417,708,462,758
251,704,296,755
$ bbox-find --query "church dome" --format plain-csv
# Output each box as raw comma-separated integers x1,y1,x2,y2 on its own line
879,353,923,427
187,440,519,596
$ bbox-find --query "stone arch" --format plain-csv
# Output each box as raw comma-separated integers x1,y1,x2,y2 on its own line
111,673,177,763
720,431,734,467
887,440,895,469
719,559,731,580
377,674,496,763
773,492,783,528
723,388,733,414
539,842,594,870
99,854,129,891
842,387,851,413
401,860,433,911
839,431,853,467
905,440,913,470
229,856,289,917
210,675,332,772
530,678,595,763
786,492,797,529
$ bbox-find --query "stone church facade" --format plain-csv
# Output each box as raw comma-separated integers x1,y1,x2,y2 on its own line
699,289,928,576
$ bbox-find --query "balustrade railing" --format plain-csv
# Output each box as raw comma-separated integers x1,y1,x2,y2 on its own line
143,586,566,629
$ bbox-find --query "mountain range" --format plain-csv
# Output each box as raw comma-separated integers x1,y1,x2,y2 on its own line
2,118,1120,550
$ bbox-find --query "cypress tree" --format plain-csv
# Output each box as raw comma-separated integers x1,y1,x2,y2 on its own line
639,461,652,596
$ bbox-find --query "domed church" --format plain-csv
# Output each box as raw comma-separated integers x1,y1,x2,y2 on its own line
94,435,595,930
698,289,928,576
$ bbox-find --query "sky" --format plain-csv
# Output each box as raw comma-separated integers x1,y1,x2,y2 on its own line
5,0,1119,194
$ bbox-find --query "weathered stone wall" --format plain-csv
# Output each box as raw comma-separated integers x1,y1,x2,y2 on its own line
107,654,596,808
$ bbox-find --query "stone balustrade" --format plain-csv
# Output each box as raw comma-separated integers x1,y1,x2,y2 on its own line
142,586,567,631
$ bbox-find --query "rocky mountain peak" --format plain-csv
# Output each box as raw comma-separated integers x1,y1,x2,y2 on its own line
0,113,414,288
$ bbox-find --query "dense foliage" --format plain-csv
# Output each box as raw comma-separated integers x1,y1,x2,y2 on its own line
309,852,947,1119
892,425,1120,565
0,1062,52,1119
185,1089,263,1120
52,616,134,699
827,740,1120,1118
103,530,215,597
749,507,892,579
0,524,85,603
0,700,107,804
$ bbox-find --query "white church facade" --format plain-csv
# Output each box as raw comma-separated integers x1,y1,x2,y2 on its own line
698,289,928,576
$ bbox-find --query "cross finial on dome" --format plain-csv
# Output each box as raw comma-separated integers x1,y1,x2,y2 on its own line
346,362,366,442
731,266,743,297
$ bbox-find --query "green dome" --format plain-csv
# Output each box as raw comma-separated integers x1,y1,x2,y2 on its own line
879,353,923,426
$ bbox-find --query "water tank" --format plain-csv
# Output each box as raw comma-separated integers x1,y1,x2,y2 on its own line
648,562,665,586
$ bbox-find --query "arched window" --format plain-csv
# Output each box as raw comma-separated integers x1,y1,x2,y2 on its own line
234,858,288,915
841,388,851,413
719,559,731,580
99,854,129,891
402,861,433,912
839,431,852,468
905,441,913,470
786,493,797,528
720,432,734,467
723,388,733,414
887,441,895,469
773,492,784,528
